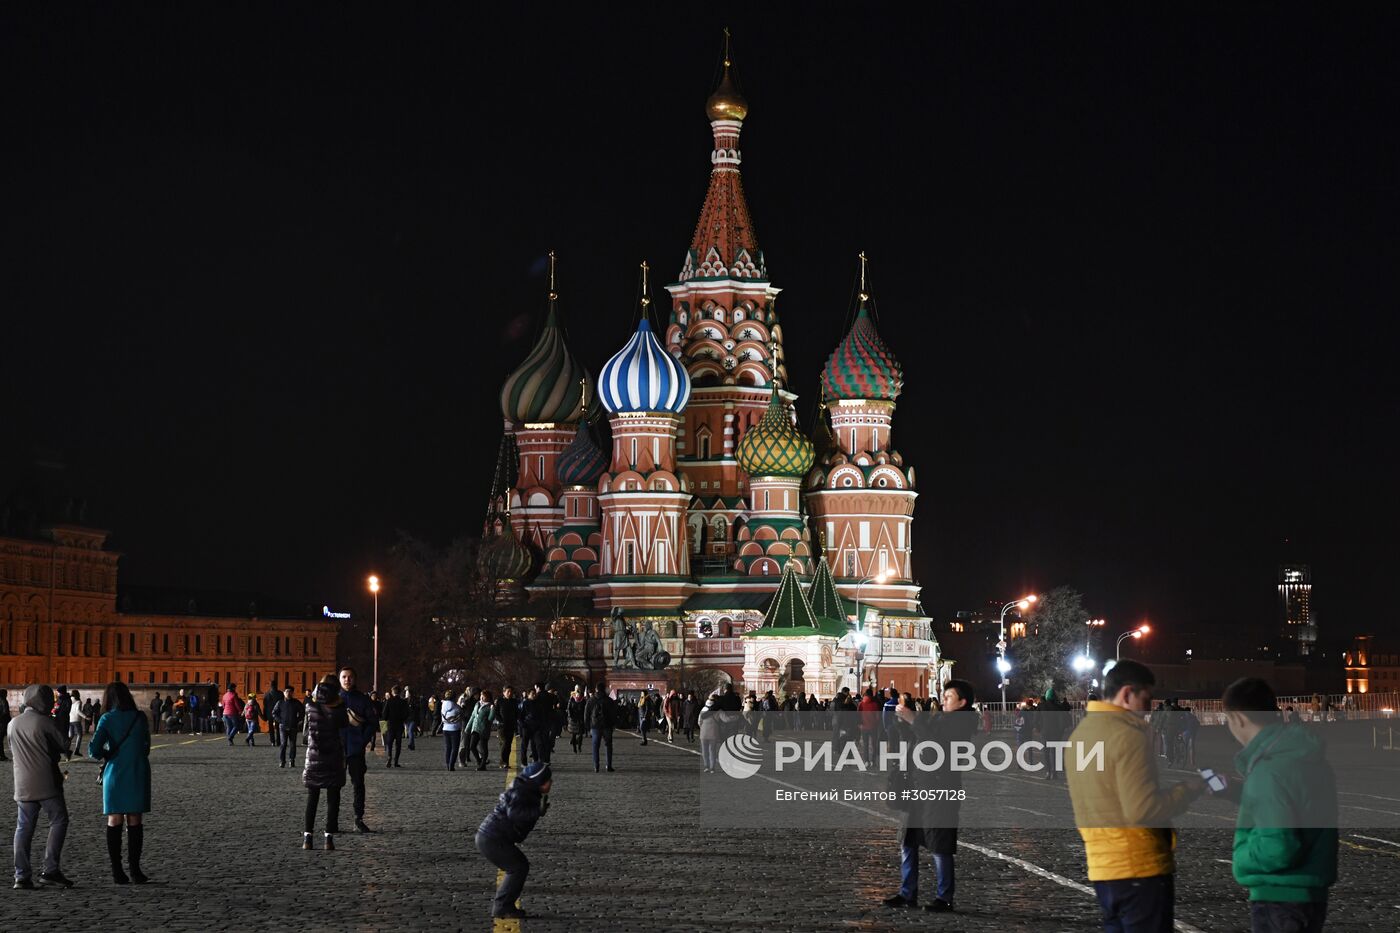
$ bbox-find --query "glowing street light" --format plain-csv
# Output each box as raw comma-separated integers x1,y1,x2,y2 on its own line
1115,623,1150,660
839,629,871,690
997,594,1038,707
1084,617,1106,654
853,570,892,688
368,575,381,693
1072,654,1096,674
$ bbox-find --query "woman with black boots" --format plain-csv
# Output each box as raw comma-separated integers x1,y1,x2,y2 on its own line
88,681,151,884
566,686,587,753
302,675,348,850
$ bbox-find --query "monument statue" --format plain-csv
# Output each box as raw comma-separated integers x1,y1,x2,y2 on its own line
635,620,661,669
611,608,636,668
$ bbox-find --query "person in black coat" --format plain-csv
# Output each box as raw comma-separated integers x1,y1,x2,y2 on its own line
516,689,536,766
529,684,557,764
301,676,348,850
381,686,409,768
475,762,552,920
271,686,305,769
883,680,978,912
583,682,619,773
337,667,379,834
263,682,283,748
494,687,519,769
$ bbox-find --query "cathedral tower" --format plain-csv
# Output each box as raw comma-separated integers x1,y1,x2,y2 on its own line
805,255,919,614
499,252,594,552
594,264,696,611
664,41,789,569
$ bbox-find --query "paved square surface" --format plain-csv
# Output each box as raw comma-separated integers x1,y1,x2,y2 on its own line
1,727,1397,931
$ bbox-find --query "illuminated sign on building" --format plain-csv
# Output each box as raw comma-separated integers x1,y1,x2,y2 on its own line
322,606,352,620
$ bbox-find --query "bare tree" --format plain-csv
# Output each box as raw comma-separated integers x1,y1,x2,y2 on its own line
374,532,536,692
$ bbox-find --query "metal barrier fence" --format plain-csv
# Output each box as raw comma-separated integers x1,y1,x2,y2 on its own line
974,692,1400,730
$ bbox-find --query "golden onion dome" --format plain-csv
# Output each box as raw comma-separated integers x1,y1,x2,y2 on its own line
738,386,815,478
706,60,748,122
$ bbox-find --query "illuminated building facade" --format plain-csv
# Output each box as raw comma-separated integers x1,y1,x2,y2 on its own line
1279,563,1316,657
484,50,942,696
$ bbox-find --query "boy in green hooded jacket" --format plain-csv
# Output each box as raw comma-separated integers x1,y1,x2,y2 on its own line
1222,677,1337,933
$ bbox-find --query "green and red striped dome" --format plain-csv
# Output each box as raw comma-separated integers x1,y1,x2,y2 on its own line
500,306,594,425
820,302,903,402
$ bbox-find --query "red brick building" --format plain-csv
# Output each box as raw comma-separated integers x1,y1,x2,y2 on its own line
0,506,337,694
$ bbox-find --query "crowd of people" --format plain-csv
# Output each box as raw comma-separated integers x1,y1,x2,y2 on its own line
4,665,1343,930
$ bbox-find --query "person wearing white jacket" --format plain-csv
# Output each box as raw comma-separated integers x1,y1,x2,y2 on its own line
440,695,463,771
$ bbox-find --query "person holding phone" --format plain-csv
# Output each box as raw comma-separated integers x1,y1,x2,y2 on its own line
1066,661,1205,933
1221,678,1337,933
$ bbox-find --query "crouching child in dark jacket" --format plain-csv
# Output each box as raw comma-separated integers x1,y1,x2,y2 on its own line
475,761,551,920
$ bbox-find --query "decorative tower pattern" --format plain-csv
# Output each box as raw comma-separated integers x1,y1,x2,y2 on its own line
806,255,920,614
539,406,607,581
593,264,696,611
733,385,814,575
663,41,788,570
499,252,595,552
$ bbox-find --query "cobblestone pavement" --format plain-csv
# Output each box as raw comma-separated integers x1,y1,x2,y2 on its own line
0,729,1397,932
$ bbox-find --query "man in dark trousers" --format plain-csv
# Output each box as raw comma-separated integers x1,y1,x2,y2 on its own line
381,686,409,768
516,688,536,766
271,685,305,768
530,683,557,764
338,667,379,833
148,693,162,736
584,682,619,773
403,687,419,751
884,679,979,913
494,687,519,770
263,681,282,748
475,761,551,921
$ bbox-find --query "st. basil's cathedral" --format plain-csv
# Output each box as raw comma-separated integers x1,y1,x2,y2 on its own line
481,49,947,699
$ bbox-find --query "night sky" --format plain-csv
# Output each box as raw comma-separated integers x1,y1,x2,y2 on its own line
3,5,1396,652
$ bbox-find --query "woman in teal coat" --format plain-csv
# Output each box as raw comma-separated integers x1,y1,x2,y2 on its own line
88,681,152,884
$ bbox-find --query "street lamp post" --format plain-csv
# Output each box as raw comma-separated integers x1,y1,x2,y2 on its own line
368,575,381,693
1115,623,1150,660
838,630,869,692
1085,618,1105,654
853,571,891,689
997,595,1038,708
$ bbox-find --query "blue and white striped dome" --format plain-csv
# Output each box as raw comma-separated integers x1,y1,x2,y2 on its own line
598,319,691,414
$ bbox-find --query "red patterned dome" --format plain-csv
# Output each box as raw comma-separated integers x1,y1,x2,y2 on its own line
820,301,903,402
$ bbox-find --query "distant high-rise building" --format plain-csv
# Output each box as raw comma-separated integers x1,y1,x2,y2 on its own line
1279,563,1316,656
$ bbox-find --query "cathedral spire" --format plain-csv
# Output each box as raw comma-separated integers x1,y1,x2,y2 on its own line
681,31,763,283
483,432,519,535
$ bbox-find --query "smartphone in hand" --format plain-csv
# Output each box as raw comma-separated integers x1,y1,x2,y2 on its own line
1199,768,1228,794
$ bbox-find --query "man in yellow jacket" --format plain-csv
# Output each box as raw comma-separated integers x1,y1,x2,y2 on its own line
1066,660,1205,932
